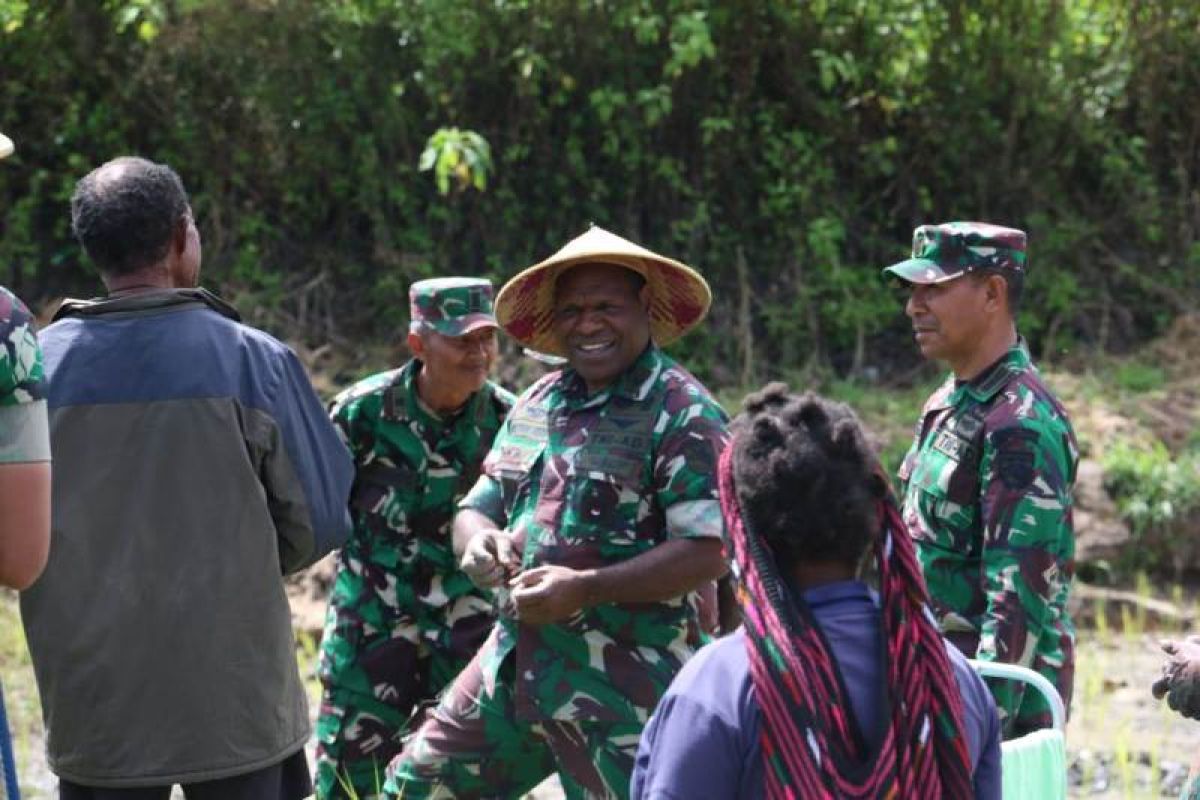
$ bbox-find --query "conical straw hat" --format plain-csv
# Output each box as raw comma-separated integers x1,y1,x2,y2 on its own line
495,226,712,357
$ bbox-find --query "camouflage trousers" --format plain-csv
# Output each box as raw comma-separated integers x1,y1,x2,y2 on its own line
383,650,641,800
316,612,493,800
950,630,1074,737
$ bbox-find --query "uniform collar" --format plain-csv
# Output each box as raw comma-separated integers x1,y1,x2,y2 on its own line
949,338,1031,405
560,343,664,407
392,358,484,425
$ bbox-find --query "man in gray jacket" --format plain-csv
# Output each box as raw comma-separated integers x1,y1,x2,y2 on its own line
20,156,354,800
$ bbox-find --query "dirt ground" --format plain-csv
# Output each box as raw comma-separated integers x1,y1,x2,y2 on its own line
5,591,1197,800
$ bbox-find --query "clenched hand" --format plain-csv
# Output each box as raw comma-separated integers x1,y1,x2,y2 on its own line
1152,637,1200,720
510,565,591,626
460,529,521,590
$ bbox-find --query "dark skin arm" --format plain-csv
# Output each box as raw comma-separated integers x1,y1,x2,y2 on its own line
510,537,727,626
0,462,51,590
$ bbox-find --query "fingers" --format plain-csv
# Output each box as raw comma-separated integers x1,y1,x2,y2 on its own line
511,578,550,603
461,535,507,589
494,534,519,570
511,566,549,587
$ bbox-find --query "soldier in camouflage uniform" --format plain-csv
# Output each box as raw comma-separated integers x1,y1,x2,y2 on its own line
316,278,516,799
884,222,1078,736
383,227,729,799
0,130,51,800
0,285,52,800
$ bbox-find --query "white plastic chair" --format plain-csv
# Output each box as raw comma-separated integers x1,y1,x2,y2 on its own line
970,660,1067,800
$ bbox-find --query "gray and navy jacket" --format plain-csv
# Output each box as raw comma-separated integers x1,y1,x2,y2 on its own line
20,288,353,788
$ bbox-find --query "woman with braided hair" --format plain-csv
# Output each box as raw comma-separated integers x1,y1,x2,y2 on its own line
631,385,1001,799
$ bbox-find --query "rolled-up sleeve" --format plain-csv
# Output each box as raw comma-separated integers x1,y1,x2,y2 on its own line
0,289,51,464
654,392,729,541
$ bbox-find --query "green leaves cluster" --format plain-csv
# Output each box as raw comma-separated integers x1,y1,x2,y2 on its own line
0,0,1197,385
419,128,493,196
1103,440,1200,577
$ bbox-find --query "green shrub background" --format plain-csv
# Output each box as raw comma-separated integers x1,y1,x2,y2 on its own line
2,0,1199,390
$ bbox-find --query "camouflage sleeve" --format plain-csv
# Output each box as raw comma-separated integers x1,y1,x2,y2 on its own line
459,471,506,526
0,288,50,464
458,414,509,526
654,389,730,541
458,380,542,527
328,389,363,461
975,416,1075,716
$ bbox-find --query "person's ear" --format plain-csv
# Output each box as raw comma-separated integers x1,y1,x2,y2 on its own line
638,282,651,313
172,217,190,256
983,274,1007,313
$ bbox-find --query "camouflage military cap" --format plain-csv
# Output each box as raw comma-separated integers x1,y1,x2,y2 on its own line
410,277,498,337
882,221,1027,285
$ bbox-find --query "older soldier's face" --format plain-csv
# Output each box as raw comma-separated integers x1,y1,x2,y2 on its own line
904,276,991,368
553,263,651,393
417,326,498,397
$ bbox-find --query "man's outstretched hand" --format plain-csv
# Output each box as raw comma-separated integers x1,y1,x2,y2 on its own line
1152,637,1200,720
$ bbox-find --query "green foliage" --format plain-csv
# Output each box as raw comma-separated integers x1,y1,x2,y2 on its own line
0,0,1198,376
419,127,493,196
1102,439,1200,576
1112,361,1167,393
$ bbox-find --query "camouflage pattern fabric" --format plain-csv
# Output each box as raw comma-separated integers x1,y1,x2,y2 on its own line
409,277,497,338
883,221,1027,284
387,345,727,799
898,340,1077,734
1184,771,1200,800
0,286,46,800
466,344,728,725
315,359,514,799
0,287,43,407
0,286,49,467
383,636,642,799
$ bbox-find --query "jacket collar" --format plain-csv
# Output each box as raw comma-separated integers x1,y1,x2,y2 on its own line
52,287,241,323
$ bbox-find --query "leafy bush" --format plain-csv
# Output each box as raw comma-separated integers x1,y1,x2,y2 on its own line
1113,362,1167,394
1,0,1199,383
1102,440,1200,577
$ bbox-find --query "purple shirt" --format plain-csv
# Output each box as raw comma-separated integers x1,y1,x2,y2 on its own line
630,581,1003,799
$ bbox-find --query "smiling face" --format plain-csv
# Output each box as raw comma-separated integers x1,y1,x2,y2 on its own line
409,325,498,401
552,262,651,393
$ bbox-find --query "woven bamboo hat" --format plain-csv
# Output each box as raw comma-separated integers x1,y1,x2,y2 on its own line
494,226,712,357
0,132,13,160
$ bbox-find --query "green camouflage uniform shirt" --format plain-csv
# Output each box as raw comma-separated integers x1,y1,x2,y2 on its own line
460,344,729,725
316,360,514,732
0,286,50,464
898,340,1077,729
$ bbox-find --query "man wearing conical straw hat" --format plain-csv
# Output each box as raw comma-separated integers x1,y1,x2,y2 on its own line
384,226,730,799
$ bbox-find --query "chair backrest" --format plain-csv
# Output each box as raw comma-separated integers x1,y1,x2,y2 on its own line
969,660,1066,730
969,660,1067,800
